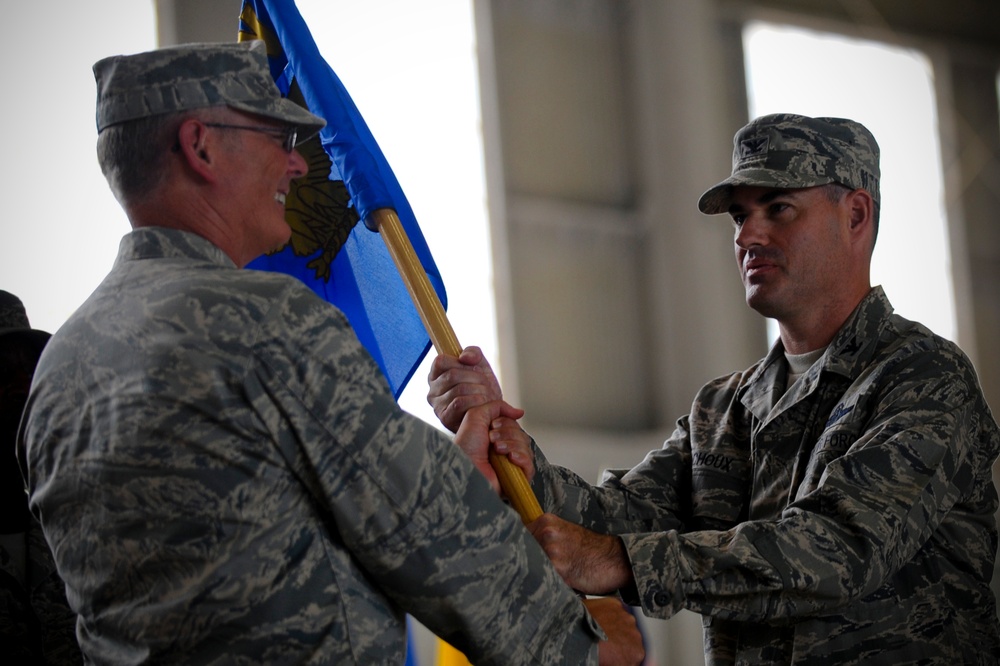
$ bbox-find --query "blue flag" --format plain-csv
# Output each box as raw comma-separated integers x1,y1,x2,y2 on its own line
238,0,446,398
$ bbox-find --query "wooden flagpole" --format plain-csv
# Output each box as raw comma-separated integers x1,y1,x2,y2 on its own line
371,208,543,524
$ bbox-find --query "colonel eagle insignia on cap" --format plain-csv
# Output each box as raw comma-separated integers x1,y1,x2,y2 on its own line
739,136,769,158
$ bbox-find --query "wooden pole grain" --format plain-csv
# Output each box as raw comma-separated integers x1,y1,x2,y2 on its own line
372,208,543,523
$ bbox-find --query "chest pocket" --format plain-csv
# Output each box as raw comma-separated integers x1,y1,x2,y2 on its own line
749,384,853,517
797,423,860,497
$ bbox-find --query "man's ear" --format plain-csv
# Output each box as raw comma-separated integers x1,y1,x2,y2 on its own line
845,188,876,256
175,119,219,183
846,188,873,232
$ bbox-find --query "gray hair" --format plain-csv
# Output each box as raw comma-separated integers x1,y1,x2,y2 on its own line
95,107,245,207
96,112,187,207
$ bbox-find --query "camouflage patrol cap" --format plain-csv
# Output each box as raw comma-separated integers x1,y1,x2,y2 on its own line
93,41,325,139
698,113,880,214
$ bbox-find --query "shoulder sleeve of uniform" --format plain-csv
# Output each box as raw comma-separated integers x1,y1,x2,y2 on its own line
246,281,603,665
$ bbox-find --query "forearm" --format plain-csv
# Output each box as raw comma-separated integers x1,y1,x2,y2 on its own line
382,478,604,664
329,417,601,664
621,417,989,624
529,439,684,536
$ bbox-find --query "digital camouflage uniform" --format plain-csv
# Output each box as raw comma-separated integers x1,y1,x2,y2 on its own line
531,287,1000,664
19,227,603,665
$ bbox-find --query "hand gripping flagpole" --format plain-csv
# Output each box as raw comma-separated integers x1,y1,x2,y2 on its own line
371,208,543,524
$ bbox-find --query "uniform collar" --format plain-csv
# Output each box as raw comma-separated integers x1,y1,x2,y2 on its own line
820,286,892,379
740,287,893,417
115,227,238,269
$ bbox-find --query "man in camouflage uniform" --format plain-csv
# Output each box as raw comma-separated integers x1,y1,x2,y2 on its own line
17,42,645,665
428,114,1000,663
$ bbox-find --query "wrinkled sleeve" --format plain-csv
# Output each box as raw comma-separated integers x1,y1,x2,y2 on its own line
252,287,602,665
531,426,691,537
626,353,994,621
533,346,996,625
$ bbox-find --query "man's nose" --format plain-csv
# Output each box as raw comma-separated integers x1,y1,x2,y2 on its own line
735,214,767,249
288,148,308,179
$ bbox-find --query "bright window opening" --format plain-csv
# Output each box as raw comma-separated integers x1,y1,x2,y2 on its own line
1,1,156,332
743,22,956,345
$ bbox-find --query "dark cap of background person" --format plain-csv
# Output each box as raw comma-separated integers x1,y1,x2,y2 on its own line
0,290,51,354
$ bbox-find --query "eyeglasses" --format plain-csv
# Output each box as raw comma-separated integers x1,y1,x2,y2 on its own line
203,123,298,153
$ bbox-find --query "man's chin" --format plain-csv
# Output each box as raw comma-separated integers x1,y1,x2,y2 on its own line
268,226,293,254
268,238,291,254
745,288,779,318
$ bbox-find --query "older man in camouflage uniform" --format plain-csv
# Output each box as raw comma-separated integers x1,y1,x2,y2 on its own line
428,114,1000,664
17,42,645,665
